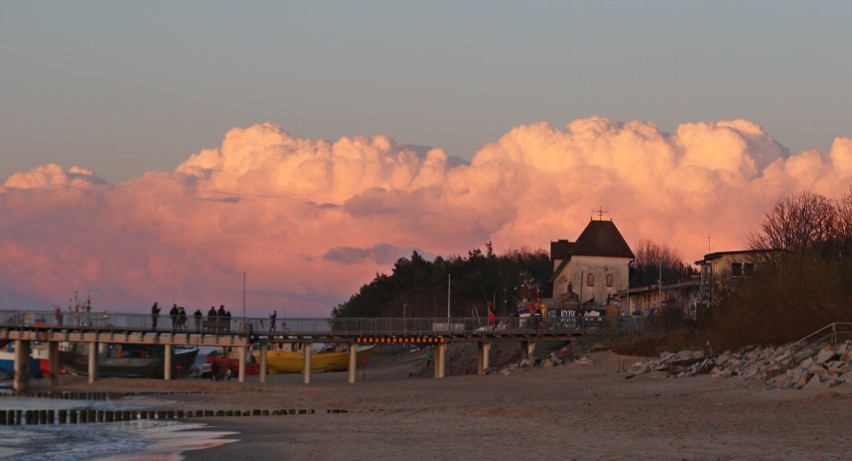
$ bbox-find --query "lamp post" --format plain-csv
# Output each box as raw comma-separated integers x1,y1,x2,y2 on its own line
403,303,407,334
447,274,451,331
242,272,247,333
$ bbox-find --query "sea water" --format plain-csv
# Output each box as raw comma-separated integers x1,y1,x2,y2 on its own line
0,395,237,460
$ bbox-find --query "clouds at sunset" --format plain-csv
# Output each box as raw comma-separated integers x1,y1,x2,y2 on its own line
2,118,850,315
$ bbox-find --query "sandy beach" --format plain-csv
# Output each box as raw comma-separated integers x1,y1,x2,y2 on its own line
48,347,851,461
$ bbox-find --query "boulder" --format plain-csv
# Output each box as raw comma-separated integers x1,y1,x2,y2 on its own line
804,374,829,390
815,346,837,365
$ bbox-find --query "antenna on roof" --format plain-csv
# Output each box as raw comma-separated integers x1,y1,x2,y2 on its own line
591,206,608,221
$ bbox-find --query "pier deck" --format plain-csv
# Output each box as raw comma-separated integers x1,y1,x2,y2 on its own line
1,309,599,392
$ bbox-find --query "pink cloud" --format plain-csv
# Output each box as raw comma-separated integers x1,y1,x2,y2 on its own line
1,118,850,315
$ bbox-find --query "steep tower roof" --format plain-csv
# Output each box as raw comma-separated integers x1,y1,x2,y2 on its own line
572,220,634,259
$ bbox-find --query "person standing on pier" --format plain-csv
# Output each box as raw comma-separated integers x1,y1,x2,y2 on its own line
169,304,179,332
269,310,277,332
193,309,203,331
151,302,161,329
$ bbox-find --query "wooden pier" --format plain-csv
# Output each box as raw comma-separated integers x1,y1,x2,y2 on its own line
1,309,588,392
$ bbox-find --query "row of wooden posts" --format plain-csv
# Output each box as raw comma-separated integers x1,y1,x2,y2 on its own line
0,407,357,425
0,390,204,400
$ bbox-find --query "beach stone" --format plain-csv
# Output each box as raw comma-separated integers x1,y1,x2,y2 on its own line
712,369,733,378
500,368,512,376
799,357,815,371
766,373,788,389
815,346,836,365
763,365,785,380
795,372,814,389
793,348,816,362
804,374,829,390
575,356,594,365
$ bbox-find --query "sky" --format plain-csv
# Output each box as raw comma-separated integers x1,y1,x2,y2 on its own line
1,2,851,316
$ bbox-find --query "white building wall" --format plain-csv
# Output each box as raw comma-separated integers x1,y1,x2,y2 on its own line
553,256,630,305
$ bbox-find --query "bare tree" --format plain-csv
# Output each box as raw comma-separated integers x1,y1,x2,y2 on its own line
748,191,839,253
835,188,852,245
633,239,686,270
631,239,691,286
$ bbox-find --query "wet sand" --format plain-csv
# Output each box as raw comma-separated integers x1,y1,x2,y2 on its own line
50,349,852,460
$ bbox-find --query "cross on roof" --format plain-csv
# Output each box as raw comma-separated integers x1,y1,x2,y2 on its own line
591,206,608,220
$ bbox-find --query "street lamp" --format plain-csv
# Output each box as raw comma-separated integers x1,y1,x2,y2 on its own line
447,274,451,331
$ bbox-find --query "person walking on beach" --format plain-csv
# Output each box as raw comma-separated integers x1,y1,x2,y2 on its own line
151,302,161,329
425,347,434,368
211,360,220,381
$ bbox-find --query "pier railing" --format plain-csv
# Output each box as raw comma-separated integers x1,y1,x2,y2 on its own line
0,309,643,338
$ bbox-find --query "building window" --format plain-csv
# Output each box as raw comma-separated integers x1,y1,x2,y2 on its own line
606,273,614,287
731,262,755,277
587,273,595,287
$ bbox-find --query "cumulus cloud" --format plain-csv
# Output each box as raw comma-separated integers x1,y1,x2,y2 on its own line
1,118,850,315
2,163,107,190
323,243,419,265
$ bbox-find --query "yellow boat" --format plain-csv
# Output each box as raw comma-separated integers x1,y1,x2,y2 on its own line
254,344,375,374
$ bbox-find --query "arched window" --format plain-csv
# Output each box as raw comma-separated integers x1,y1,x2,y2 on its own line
606,273,614,287
586,273,595,287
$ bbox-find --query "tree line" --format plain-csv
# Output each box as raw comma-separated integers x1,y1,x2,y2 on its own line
331,243,553,319
330,238,696,319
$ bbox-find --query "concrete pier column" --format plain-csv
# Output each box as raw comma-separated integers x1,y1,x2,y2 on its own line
259,343,268,384
347,343,358,384
435,343,447,378
163,344,172,381
303,343,312,384
48,342,59,386
477,341,491,375
521,341,536,360
87,342,98,384
238,346,246,383
13,340,31,393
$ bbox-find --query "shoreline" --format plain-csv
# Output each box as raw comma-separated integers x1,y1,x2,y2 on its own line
10,350,852,460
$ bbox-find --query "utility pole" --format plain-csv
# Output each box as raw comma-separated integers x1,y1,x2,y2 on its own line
447,274,451,330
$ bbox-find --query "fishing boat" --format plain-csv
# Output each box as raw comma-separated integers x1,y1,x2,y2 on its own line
253,344,375,374
206,347,261,377
58,343,199,378
0,343,49,379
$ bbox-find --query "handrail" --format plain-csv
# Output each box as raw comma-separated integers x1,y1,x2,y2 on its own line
738,321,852,383
0,309,613,337
780,322,852,357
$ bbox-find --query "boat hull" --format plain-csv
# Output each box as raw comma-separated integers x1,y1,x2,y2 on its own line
59,345,198,378
254,346,374,374
0,351,46,379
